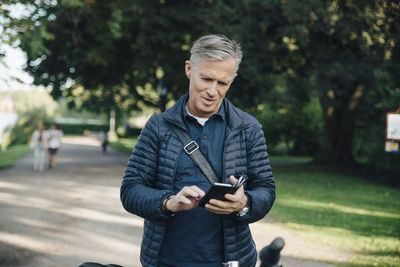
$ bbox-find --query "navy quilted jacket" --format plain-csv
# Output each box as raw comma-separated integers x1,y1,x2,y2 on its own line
121,94,275,267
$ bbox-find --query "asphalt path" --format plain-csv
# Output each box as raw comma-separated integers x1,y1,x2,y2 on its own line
0,135,335,267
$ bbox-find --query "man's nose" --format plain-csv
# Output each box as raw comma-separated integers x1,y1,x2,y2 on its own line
206,82,218,96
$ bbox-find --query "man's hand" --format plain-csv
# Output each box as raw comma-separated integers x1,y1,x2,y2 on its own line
205,175,248,214
165,186,205,213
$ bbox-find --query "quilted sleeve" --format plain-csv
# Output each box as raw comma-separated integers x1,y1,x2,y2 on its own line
120,115,173,221
234,123,276,224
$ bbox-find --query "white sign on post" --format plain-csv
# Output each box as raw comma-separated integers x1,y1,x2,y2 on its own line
386,113,400,141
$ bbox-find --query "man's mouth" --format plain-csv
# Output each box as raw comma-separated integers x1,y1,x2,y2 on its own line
203,97,215,105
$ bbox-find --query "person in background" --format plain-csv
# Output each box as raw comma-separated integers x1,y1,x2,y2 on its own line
30,123,48,172
47,123,63,169
98,129,109,154
121,34,275,267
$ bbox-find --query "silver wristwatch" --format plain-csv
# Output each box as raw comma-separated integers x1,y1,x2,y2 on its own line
237,206,249,217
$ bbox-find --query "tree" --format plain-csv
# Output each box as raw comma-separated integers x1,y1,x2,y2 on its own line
226,0,400,164
3,0,400,167
2,0,226,114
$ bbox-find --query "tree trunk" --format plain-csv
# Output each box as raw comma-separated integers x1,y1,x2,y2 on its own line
316,85,366,165
316,106,356,164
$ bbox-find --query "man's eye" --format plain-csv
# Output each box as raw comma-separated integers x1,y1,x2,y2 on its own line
218,81,228,86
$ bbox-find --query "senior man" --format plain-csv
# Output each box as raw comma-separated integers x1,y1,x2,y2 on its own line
121,34,275,267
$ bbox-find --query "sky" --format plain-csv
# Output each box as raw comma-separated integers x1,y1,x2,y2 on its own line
0,45,35,91
0,3,39,91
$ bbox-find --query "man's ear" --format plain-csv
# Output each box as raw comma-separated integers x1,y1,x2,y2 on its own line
185,60,191,79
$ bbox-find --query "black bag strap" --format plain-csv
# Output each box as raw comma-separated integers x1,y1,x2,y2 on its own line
168,122,219,185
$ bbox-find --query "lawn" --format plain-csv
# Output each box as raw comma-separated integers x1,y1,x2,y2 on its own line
269,164,400,266
110,137,138,154
0,144,30,169
111,137,400,266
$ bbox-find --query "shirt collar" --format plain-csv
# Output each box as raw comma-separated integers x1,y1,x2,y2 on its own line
183,100,226,122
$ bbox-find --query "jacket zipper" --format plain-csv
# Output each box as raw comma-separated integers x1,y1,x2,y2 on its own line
221,126,243,262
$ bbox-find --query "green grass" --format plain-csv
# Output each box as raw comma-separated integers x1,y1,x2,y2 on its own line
110,137,138,154
269,164,400,266
269,155,313,165
0,144,30,169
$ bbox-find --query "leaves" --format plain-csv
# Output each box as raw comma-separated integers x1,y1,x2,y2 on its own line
2,0,399,167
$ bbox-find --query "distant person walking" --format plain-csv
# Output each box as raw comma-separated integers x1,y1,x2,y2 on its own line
47,123,63,169
98,130,109,154
30,123,48,172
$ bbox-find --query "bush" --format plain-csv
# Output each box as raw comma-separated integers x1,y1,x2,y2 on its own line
254,97,323,156
7,108,50,147
55,123,106,135
116,125,142,138
353,64,400,185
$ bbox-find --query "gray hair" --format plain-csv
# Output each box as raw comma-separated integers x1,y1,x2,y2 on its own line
190,34,243,74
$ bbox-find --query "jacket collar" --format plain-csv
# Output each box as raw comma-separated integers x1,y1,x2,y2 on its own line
162,93,244,131
223,95,243,130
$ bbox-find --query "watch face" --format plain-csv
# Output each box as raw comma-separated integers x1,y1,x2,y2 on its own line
239,207,249,216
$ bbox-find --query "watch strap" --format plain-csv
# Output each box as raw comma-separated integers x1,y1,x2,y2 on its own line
162,195,175,216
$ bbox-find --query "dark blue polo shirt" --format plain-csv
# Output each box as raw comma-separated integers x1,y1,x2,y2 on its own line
158,102,227,267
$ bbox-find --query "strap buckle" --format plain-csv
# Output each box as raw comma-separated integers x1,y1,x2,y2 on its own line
184,141,199,155
222,262,239,267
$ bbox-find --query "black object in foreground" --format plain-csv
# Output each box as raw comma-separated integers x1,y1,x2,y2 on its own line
199,175,247,207
198,183,239,207
79,263,123,267
259,237,285,267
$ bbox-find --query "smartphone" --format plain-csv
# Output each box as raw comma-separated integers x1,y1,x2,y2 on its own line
198,175,247,207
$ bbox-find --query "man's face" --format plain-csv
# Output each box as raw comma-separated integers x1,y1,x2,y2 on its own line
185,58,236,118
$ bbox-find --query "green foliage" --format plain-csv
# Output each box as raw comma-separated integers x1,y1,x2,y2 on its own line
254,97,323,155
0,90,58,115
56,97,108,122
9,107,49,146
227,0,400,164
56,122,106,135
0,90,57,147
0,90,107,147
353,61,400,183
3,0,207,114
0,144,30,169
2,0,399,172
110,137,138,154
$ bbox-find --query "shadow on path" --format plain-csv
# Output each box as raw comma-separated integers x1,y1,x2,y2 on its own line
0,136,142,267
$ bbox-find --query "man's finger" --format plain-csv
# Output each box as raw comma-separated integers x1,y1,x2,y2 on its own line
229,175,238,185
188,186,206,197
181,186,205,198
175,195,192,205
224,193,238,202
209,198,237,209
205,203,234,214
225,185,244,201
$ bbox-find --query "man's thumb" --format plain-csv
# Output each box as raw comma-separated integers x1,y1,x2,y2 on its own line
229,175,238,185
